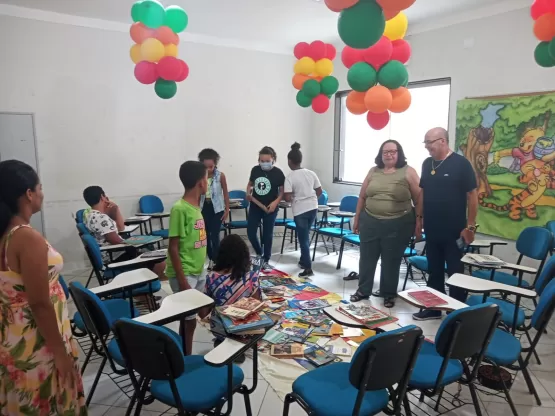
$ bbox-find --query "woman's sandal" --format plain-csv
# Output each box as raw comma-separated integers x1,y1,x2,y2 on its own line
384,297,396,308
343,271,359,281
350,291,370,302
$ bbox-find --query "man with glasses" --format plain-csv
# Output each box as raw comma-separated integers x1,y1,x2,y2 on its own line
413,127,478,320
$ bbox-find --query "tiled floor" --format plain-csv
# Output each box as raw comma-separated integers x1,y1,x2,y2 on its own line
62,237,555,416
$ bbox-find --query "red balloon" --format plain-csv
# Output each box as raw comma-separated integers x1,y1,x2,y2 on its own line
312,94,330,114
391,39,411,64
531,0,555,20
157,57,182,81
134,61,158,85
325,44,337,60
309,41,327,61
175,60,190,82
341,46,364,69
294,42,310,59
367,111,390,130
362,36,393,70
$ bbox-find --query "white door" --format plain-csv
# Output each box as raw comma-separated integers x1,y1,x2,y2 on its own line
0,113,44,235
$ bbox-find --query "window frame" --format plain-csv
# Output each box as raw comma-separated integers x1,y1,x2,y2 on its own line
332,77,452,185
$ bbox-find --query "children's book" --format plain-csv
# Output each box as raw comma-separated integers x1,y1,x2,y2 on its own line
311,323,332,336
325,345,352,357
123,235,161,246
280,326,313,343
219,298,266,319
262,328,289,344
298,299,330,310
270,343,304,359
337,303,398,328
407,290,449,308
297,314,329,327
304,347,337,367
216,310,274,334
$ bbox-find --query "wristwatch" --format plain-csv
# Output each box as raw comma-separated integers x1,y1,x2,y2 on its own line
466,224,477,233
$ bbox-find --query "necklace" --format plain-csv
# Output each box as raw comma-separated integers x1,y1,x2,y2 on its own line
431,152,452,175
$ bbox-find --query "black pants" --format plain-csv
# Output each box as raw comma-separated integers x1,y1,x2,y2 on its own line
202,201,224,261
426,239,466,301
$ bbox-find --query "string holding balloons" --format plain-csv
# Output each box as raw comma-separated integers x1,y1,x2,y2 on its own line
531,0,555,68
329,0,415,130
293,41,339,114
130,1,190,99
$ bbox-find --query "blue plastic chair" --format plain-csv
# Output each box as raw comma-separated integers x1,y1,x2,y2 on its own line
75,209,86,224
227,190,249,231
69,281,149,406
325,195,358,228
406,303,501,415
472,227,552,287
139,195,169,238
112,318,251,416
283,325,423,416
546,220,555,252
483,279,555,415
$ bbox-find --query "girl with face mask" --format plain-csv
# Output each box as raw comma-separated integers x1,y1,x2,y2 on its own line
246,146,285,270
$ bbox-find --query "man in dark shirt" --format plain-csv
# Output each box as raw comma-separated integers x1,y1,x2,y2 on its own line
414,127,478,320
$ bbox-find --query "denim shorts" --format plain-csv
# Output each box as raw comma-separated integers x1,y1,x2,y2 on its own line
169,275,205,320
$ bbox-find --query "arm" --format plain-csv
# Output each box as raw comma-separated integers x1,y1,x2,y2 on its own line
406,166,423,239
168,237,191,291
461,160,479,244
313,171,323,198
283,175,293,203
315,187,323,197
104,231,125,245
467,189,478,227
220,172,230,222
107,203,125,232
353,168,374,233
246,181,253,202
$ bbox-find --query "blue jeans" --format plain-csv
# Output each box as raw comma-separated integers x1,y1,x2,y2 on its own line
294,209,317,270
247,203,278,262
202,201,223,261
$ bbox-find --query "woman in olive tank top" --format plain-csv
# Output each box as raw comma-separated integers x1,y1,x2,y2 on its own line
350,140,421,307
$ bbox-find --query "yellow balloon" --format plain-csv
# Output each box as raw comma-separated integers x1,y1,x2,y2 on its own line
294,57,315,76
384,12,408,41
315,58,334,77
140,38,165,63
165,43,178,57
130,44,142,64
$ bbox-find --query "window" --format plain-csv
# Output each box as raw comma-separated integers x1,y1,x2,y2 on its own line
333,78,451,184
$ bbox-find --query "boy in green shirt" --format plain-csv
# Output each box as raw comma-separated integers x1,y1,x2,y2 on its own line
166,161,208,355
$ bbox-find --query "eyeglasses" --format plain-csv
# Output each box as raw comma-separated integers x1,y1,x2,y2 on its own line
423,138,445,145
382,150,398,156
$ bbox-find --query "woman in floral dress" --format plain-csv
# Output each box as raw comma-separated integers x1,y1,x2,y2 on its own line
0,160,86,415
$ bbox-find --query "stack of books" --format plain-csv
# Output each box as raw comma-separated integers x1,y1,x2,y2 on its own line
219,298,266,320
212,311,274,336
337,303,398,329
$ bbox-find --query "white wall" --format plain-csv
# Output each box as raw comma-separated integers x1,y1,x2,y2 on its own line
0,15,310,270
309,8,555,262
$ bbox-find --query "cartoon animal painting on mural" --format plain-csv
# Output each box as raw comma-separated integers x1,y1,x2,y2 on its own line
456,92,555,240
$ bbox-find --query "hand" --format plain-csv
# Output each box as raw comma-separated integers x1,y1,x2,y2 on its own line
267,201,278,213
461,228,475,245
221,209,229,222
54,352,75,388
246,194,253,202
414,227,423,242
353,216,359,234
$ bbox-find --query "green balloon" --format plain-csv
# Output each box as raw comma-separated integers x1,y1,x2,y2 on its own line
165,6,189,33
321,76,339,95
139,0,166,29
131,1,143,22
302,79,321,99
296,91,312,108
155,79,177,99
338,1,385,49
347,62,377,92
378,60,409,89
535,42,555,68
549,37,555,60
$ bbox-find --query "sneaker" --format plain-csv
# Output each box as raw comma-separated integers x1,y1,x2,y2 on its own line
299,269,314,278
262,262,274,271
412,310,442,321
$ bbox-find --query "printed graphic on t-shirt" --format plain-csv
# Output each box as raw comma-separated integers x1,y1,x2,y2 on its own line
194,218,207,249
254,177,271,196
85,210,116,245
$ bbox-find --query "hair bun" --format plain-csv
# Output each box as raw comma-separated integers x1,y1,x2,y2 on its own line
291,142,301,151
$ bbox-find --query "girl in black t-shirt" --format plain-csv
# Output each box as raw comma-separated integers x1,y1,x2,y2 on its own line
246,146,285,270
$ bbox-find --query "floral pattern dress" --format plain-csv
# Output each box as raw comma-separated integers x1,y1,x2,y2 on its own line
0,225,87,415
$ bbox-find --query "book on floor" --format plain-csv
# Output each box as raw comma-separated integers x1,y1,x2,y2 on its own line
262,328,289,344
337,304,398,329
219,298,266,319
270,343,304,359
216,310,274,334
297,314,329,327
298,299,330,310
304,347,337,367
280,326,313,343
325,345,352,357
407,290,449,308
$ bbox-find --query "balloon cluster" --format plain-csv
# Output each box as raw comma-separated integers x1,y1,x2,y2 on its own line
130,1,189,99
532,0,555,68
328,0,415,130
293,41,339,114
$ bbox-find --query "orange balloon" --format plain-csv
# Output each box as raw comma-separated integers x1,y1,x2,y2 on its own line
377,0,415,11
293,74,310,90
390,87,412,113
384,8,400,20
364,86,393,113
130,22,153,44
325,0,359,12
346,91,368,115
533,13,555,41
155,26,179,45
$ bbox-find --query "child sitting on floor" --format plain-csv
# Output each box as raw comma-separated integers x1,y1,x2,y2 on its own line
199,234,261,363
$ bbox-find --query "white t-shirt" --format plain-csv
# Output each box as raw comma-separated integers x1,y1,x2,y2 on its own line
84,209,118,246
284,168,322,216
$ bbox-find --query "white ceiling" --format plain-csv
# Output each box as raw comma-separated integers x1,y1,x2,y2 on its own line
0,0,530,50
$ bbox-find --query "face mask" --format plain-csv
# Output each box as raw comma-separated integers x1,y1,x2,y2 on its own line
260,162,273,171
